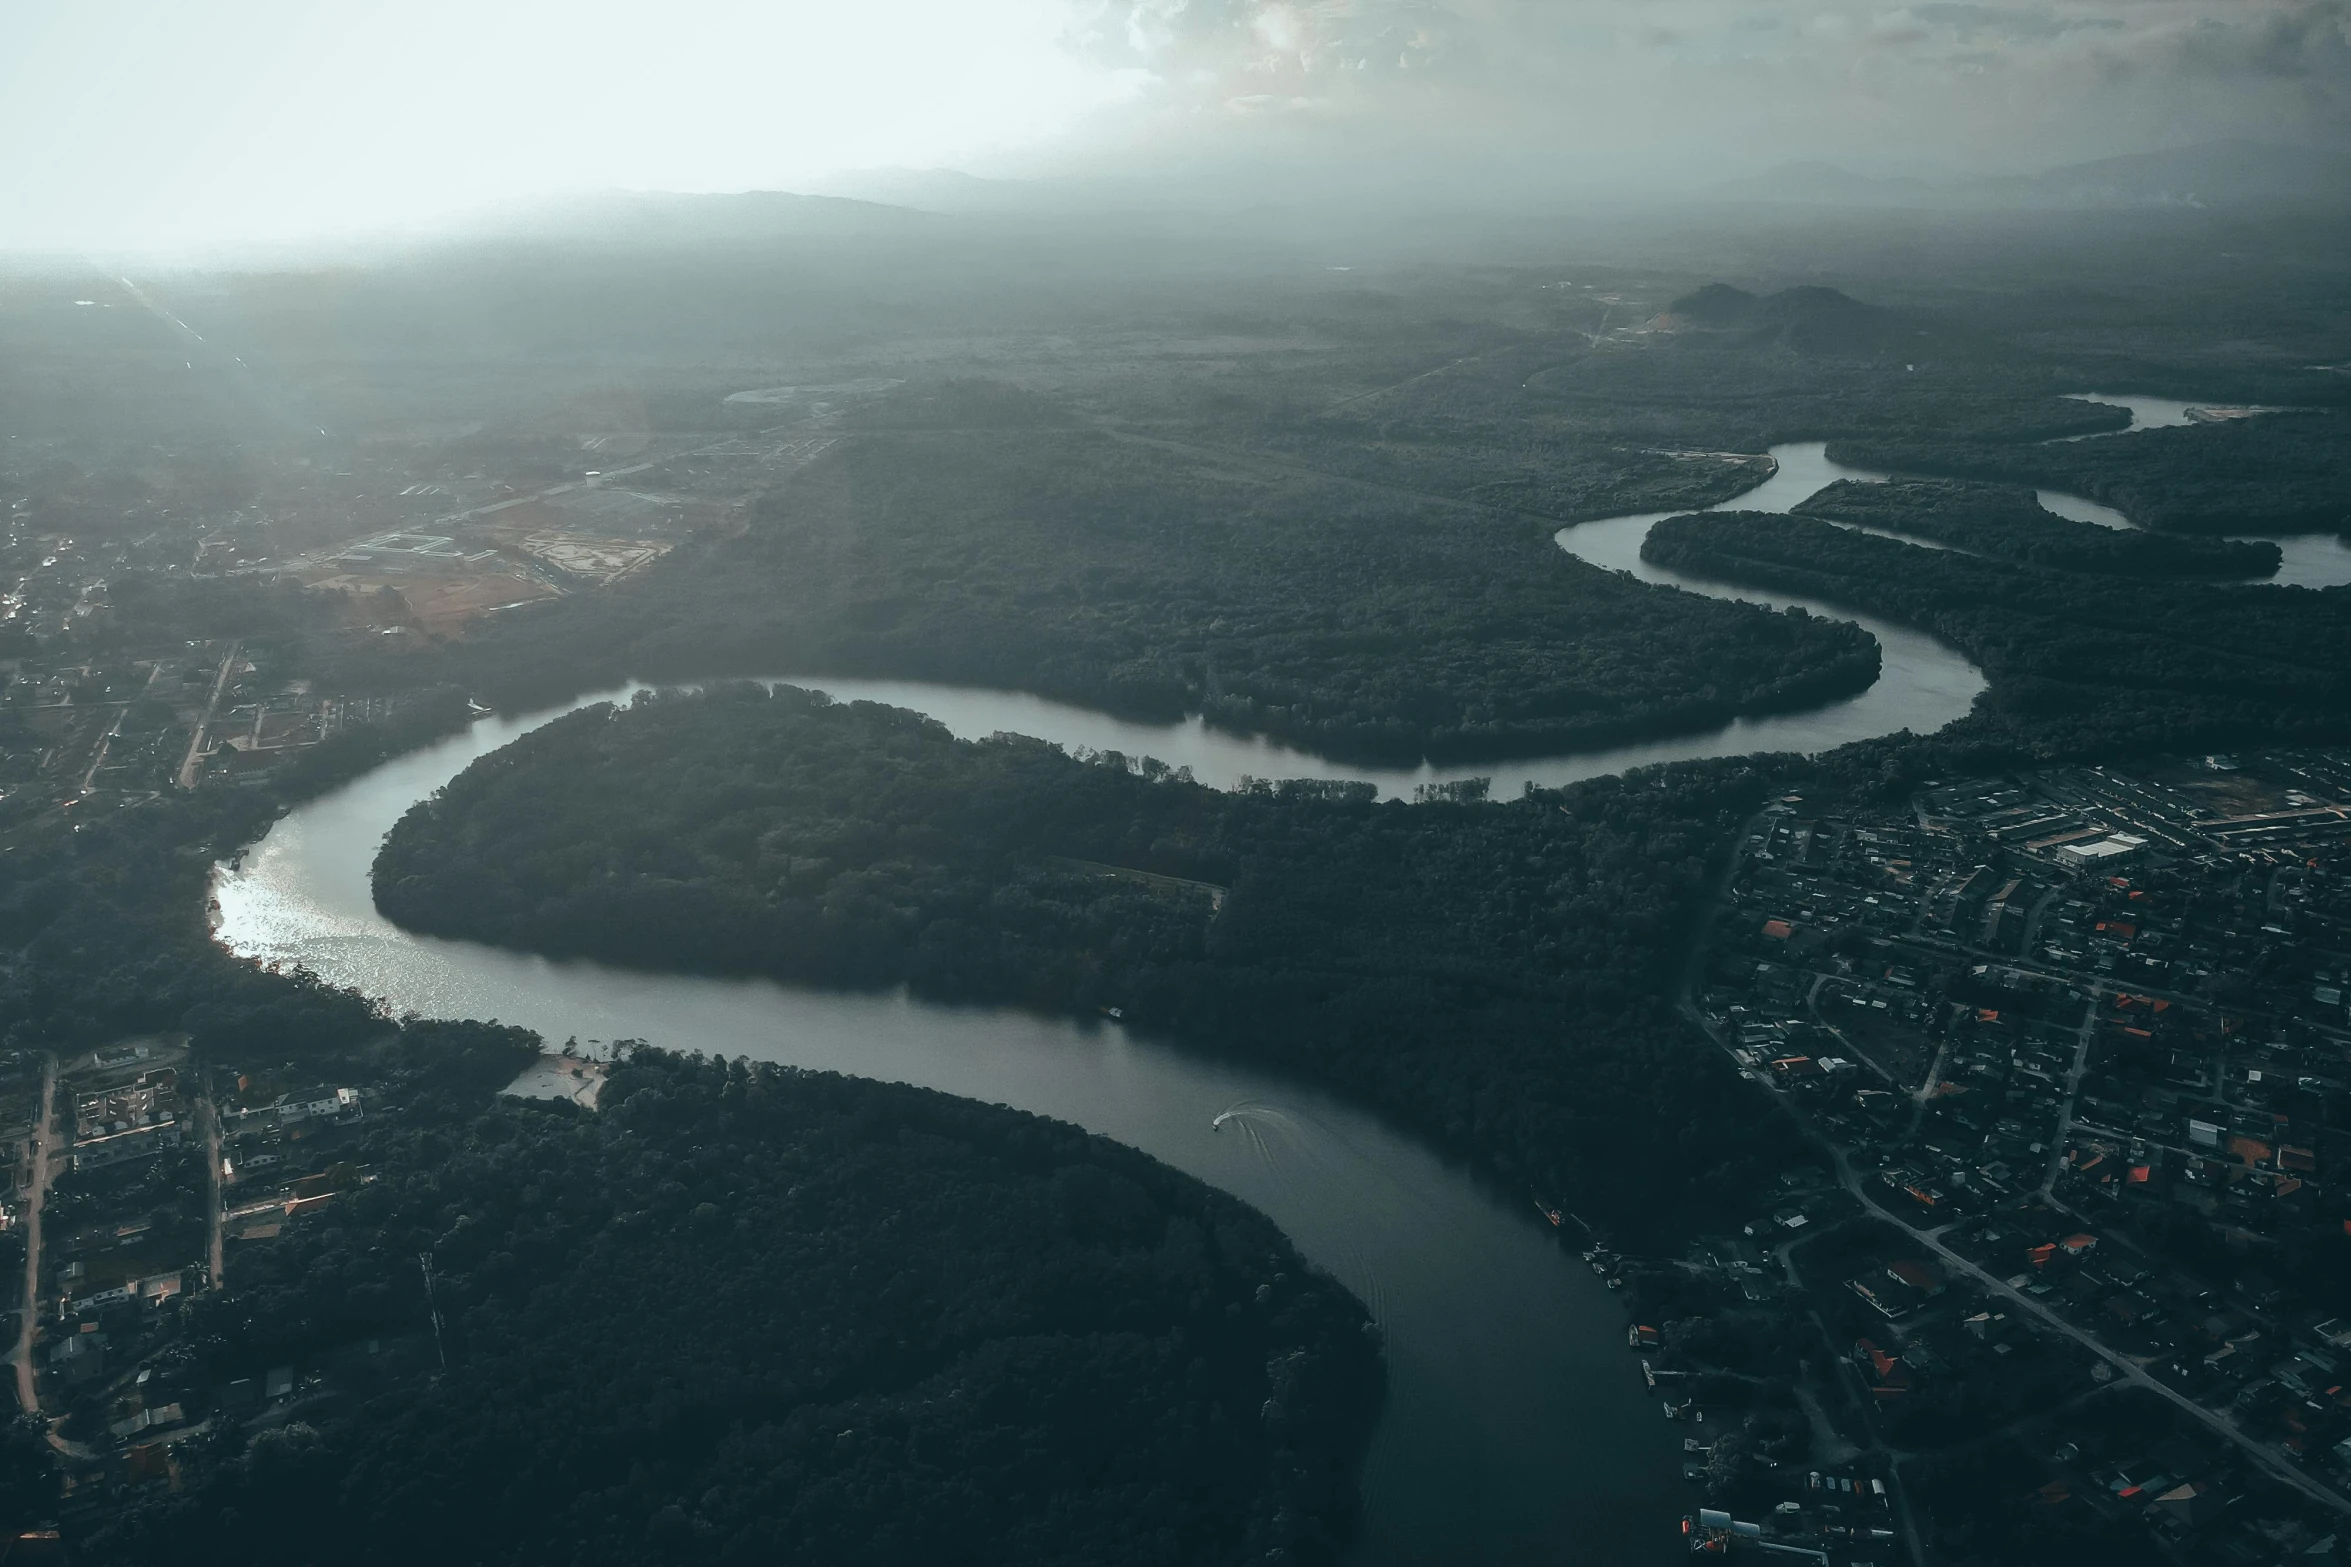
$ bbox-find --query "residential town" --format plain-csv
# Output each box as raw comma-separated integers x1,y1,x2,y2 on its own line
1625,751,2351,1564
0,1030,378,1527
0,393,848,818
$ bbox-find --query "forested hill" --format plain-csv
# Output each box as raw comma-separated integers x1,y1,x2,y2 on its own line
373,682,1804,1232
88,1049,1382,1567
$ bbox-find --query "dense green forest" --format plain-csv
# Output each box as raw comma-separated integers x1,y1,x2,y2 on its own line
1642,511,2351,754
1791,478,2281,577
374,682,1808,1230
1830,411,2351,536
1508,318,2130,448
87,1048,1381,1567
453,384,1881,765
1241,424,1777,527
431,331,2336,772
1206,301,2133,530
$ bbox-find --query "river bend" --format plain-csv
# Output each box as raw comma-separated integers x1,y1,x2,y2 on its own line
212,390,2309,1563
223,676,1739,1566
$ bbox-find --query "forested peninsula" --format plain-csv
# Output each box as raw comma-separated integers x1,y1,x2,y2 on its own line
452,383,1881,765
89,1046,1381,1567
374,682,1803,1232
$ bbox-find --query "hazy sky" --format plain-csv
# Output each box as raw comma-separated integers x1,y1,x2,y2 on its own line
2,0,2345,249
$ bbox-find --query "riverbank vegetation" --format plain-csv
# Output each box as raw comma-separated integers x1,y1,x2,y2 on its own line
0,687,475,1053
1830,411,2351,537
1159,294,2134,530
86,1048,1382,1567
1791,478,2281,577
1510,307,2129,448
374,681,1808,1233
1642,512,2351,757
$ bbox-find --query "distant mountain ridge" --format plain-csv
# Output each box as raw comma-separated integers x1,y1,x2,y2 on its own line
479,188,938,247
806,167,1045,213
435,137,2348,257
1717,139,2351,210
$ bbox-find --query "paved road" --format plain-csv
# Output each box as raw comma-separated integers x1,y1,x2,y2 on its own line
13,1057,55,1414
176,640,240,790
201,1091,225,1289
2039,988,2104,1200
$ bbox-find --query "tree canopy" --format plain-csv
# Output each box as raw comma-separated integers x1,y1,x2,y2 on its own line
375,682,1809,1232
87,1050,1382,1567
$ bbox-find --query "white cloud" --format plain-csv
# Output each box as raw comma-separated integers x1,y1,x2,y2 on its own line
0,0,2340,249
1040,0,2351,188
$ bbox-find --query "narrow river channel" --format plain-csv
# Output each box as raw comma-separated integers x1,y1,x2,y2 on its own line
2053,394,2351,589
210,392,2316,1563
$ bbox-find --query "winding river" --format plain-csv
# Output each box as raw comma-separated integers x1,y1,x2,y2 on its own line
211,391,2319,1564
2047,394,2351,589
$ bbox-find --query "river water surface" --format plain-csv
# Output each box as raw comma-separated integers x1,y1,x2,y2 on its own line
212,393,2315,1563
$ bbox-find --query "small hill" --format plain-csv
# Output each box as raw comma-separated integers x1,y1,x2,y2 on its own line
1661,284,1932,358
1664,283,1762,326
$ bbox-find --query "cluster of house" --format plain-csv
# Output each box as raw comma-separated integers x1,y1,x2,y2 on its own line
18,1041,371,1523
1684,751,2351,1562
71,1066,181,1173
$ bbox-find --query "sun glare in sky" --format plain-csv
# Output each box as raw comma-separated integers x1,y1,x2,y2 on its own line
0,0,1128,250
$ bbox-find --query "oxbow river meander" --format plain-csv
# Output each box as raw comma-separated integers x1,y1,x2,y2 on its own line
211,393,2333,1565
